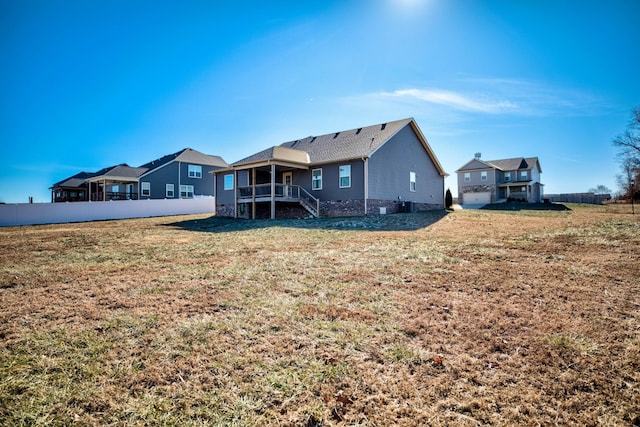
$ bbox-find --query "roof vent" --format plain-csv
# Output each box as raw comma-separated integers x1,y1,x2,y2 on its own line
333,132,340,139
475,152,481,159
310,136,317,143
356,128,362,135
381,123,387,130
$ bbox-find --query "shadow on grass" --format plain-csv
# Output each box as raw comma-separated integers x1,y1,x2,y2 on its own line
480,202,572,211
165,210,450,233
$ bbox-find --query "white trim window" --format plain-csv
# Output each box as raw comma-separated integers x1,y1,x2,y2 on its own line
464,173,470,182
520,171,528,180
312,168,323,190
504,172,511,182
224,174,234,190
180,185,194,198
481,171,487,181
339,165,351,188
166,184,174,198
410,171,416,192
188,164,202,178
141,182,150,197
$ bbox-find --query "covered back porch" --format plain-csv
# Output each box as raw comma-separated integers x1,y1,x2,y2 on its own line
228,146,319,219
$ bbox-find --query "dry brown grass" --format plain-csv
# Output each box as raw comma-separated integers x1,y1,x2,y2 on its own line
1,204,639,426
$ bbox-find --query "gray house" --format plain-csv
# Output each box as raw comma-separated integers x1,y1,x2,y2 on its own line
51,148,228,202
214,118,447,219
138,148,228,200
456,155,543,204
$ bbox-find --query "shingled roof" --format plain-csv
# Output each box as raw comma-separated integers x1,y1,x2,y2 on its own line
140,148,228,171
457,157,541,173
87,164,149,181
486,157,541,172
232,118,446,175
50,171,95,189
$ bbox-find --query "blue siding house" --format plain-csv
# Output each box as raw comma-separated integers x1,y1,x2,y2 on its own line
51,148,228,202
138,148,228,200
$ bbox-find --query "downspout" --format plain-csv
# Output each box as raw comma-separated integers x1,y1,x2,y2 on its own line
213,173,217,215
234,169,238,218
363,157,369,215
270,163,276,219
178,161,181,199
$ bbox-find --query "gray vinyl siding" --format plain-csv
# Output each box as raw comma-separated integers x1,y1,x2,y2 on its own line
457,169,496,187
293,160,364,200
368,125,444,205
141,162,218,199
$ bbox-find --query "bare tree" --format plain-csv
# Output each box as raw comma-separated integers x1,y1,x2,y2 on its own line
588,185,611,195
613,106,640,197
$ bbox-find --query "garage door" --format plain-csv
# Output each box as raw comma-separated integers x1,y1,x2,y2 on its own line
463,192,491,204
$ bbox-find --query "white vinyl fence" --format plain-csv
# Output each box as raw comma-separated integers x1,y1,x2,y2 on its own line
0,197,215,227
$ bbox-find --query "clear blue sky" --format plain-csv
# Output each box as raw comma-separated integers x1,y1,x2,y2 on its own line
2,0,639,203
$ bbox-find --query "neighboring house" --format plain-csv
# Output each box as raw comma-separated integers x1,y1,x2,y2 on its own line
214,118,448,219
51,148,228,202
85,164,149,201
456,154,543,204
50,172,94,202
138,148,228,200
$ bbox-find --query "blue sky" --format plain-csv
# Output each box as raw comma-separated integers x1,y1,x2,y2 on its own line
2,0,639,203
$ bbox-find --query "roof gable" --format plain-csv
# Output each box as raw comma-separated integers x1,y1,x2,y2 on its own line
456,158,495,172
140,148,228,172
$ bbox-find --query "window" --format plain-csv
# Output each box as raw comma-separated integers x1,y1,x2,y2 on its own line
505,172,511,182
166,184,174,198
180,185,194,198
481,171,487,181
141,182,150,197
464,173,470,182
410,171,416,192
224,174,234,190
520,171,528,180
188,164,202,178
339,165,351,188
111,185,119,193
312,168,323,190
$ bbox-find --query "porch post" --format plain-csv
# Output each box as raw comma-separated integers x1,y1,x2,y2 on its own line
103,179,106,201
252,167,256,220
270,163,276,219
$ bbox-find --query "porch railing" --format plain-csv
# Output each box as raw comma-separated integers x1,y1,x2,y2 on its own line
90,192,139,201
299,186,320,217
237,184,320,217
237,184,300,200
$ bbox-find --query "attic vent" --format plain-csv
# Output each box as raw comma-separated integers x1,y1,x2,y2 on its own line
356,128,362,135
333,132,340,139
381,123,386,130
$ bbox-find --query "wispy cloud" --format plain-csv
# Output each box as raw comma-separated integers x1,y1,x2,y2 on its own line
342,78,606,118
385,88,518,113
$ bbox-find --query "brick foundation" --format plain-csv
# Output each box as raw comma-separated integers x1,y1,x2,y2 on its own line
217,199,444,219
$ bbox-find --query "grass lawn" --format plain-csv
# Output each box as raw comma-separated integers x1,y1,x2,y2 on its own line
1,204,638,426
